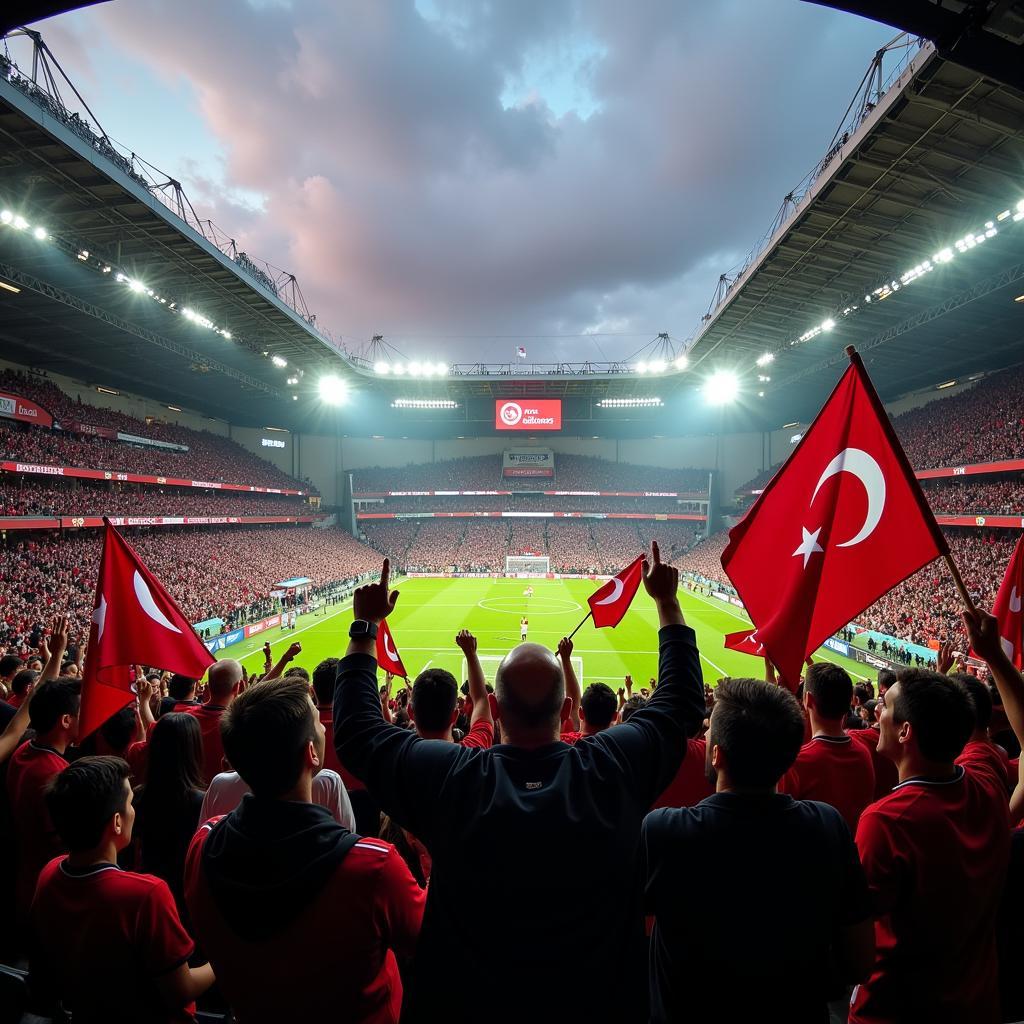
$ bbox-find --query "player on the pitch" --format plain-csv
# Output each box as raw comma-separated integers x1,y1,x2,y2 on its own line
520,616,529,642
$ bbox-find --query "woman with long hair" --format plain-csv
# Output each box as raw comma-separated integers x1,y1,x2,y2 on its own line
132,712,206,916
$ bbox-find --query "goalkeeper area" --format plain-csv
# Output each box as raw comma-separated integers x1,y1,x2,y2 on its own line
224,577,872,690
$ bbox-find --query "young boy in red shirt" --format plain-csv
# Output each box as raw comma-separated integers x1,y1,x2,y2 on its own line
31,756,214,1023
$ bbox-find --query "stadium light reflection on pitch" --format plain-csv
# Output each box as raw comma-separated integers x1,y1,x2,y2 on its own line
318,374,349,405
704,370,739,405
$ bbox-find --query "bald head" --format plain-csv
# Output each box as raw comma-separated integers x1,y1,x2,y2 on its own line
209,659,243,701
495,644,565,735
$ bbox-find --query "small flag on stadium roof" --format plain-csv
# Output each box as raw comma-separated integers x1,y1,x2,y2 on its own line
723,629,766,658
376,618,408,678
587,554,644,629
516,346,527,359
721,349,947,687
80,520,215,738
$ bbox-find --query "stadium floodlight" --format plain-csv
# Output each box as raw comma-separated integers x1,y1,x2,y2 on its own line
286,376,298,385
648,359,667,374
33,226,47,240
128,278,146,293
374,361,390,375
705,369,739,406
675,355,689,371
758,390,765,397
758,375,771,382
392,363,406,375
391,398,459,409
636,361,648,374
434,362,448,376
756,352,774,367
822,318,836,331
271,355,288,368
12,215,28,231
596,397,664,408
0,210,11,224
421,363,435,377
408,360,424,377
318,374,349,405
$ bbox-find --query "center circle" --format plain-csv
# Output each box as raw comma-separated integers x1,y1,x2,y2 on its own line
478,596,582,615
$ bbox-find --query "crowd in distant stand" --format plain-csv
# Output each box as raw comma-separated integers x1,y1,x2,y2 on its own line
361,494,704,514
0,477,313,519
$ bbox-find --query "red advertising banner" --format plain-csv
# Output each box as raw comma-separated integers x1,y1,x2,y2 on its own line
494,399,562,431
503,467,555,478
0,515,322,532
65,421,118,440
934,515,1024,528
1,461,307,495
916,459,1024,480
0,393,54,429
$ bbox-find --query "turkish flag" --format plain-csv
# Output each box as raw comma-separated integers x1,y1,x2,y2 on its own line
724,628,766,658
376,619,407,678
990,534,1024,668
721,353,947,686
588,554,644,628
80,522,215,739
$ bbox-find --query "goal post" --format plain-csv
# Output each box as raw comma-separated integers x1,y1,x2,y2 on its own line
505,555,550,575
463,654,584,688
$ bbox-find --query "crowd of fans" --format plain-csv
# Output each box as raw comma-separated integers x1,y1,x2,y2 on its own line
352,453,711,495
0,477,314,519
0,525,380,656
358,493,704,514
920,476,1024,515
0,370,312,491
2,548,1023,1023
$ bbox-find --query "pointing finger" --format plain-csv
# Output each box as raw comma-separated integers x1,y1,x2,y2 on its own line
651,541,661,566
380,558,390,589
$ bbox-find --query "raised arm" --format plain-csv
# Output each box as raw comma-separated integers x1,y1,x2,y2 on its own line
963,608,1024,751
558,636,581,732
456,629,493,728
0,685,34,763
40,615,70,683
265,641,302,681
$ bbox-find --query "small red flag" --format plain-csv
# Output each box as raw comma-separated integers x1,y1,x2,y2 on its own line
587,554,644,628
989,534,1024,668
723,628,766,658
80,522,215,739
376,619,408,678
721,352,947,686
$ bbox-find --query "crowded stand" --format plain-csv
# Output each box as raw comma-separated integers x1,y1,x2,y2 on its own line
920,476,1024,515
0,525,379,654
0,476,313,518
358,493,704,514
352,452,710,495
0,371,312,491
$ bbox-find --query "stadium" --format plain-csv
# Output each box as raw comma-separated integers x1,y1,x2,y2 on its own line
1,1,1024,1022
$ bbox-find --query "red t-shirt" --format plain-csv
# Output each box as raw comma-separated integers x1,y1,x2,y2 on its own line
956,739,1011,795
319,706,365,792
185,823,425,1024
31,857,195,1024
182,703,228,786
559,730,583,745
7,740,68,921
460,720,494,749
779,734,875,832
7,691,25,709
848,727,899,800
851,746,1011,1024
652,738,714,809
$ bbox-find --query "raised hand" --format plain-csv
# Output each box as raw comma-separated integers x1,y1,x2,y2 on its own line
641,541,679,604
557,636,573,661
962,607,1004,665
455,629,477,654
353,558,400,624
937,639,955,675
285,641,302,662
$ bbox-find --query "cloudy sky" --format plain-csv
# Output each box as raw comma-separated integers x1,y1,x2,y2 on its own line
24,0,893,365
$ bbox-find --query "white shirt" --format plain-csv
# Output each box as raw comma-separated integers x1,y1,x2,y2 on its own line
200,768,356,831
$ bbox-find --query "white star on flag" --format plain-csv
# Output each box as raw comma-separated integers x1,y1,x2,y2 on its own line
792,526,824,569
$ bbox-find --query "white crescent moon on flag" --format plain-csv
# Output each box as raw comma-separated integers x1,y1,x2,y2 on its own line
595,576,625,605
133,570,182,633
810,447,886,548
384,632,399,661
1011,587,1022,614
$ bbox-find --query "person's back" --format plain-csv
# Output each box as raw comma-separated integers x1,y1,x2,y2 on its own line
651,736,714,809
186,678,423,1024
335,548,705,1020
643,678,873,1023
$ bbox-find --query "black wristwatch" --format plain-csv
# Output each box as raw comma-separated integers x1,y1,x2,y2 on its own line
349,619,379,641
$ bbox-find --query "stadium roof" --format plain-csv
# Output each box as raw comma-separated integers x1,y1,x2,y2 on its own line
0,17,1023,437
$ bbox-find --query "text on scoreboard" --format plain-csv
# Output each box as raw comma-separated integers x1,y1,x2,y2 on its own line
494,399,562,431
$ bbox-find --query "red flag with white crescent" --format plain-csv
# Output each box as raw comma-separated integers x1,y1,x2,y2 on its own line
723,628,766,658
376,618,408,678
80,521,215,739
721,352,947,687
587,554,644,629
988,534,1024,668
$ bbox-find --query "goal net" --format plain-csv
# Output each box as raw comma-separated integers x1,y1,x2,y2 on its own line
505,555,550,576
463,654,584,688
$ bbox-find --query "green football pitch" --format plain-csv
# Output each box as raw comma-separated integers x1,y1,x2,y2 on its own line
222,576,873,688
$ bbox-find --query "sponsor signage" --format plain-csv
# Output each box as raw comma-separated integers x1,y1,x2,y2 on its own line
205,628,246,653
117,432,189,452
916,458,1024,480
0,393,54,429
823,636,850,657
495,400,562,431
0,515,321,531
261,438,287,448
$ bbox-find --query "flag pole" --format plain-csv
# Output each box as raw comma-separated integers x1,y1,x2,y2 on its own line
567,610,592,640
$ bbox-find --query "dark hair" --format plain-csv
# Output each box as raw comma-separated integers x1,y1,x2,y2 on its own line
99,705,139,754
853,682,874,705
710,678,806,788
135,714,204,853
620,695,647,722
0,654,24,678
581,683,618,731
312,658,340,705
28,677,81,734
877,669,897,692
411,668,458,733
952,673,992,732
46,756,129,851
286,665,309,684
221,679,316,797
11,668,38,696
863,698,879,717
890,670,973,762
168,674,197,701
805,662,853,719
